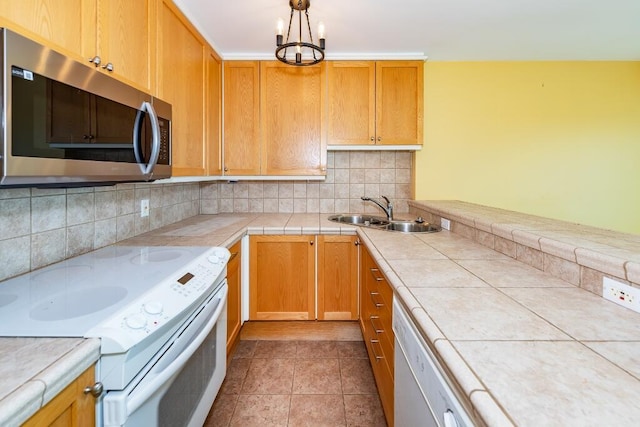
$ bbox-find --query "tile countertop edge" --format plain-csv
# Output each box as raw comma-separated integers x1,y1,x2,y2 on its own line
356,229,506,426
408,200,639,287
0,338,100,427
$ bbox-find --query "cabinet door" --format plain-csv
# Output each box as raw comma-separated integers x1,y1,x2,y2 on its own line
317,235,359,320
223,61,261,175
158,1,206,176
206,50,222,176
0,0,89,58
95,0,153,91
375,61,424,145
249,235,315,320
260,61,326,176
23,365,96,427
326,61,376,146
226,240,242,358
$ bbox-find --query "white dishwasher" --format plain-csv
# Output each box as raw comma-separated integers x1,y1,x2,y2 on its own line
393,298,474,427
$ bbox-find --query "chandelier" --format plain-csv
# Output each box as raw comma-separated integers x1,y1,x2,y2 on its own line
275,0,325,66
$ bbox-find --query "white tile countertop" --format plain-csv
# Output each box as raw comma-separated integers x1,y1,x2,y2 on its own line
2,202,639,426
0,338,100,427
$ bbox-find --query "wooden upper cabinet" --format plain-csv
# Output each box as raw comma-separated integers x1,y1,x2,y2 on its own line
0,0,154,92
326,61,376,145
0,0,87,56
223,61,261,175
92,0,154,91
158,1,206,176
376,61,423,145
207,50,222,176
260,61,326,176
327,60,424,146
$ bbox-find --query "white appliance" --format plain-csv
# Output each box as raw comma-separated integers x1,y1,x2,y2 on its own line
393,298,474,427
0,245,229,427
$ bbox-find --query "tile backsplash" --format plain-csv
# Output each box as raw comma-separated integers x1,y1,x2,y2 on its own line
0,151,413,281
0,183,200,282
201,151,414,216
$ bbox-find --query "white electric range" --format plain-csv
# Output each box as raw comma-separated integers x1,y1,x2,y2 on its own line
0,245,230,427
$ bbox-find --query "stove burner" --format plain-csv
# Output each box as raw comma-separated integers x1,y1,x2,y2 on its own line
31,265,93,283
93,247,135,259
0,294,18,308
30,286,128,321
130,249,187,265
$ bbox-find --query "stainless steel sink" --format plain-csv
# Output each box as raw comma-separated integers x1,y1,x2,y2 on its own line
327,214,390,226
383,221,441,233
327,214,441,233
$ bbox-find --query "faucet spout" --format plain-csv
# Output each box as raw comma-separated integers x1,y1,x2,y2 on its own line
361,195,394,220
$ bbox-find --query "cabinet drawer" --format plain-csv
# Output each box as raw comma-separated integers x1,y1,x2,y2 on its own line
366,266,393,309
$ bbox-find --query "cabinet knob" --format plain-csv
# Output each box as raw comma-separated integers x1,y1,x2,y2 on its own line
84,382,103,398
377,136,382,142
355,240,360,246
370,136,375,142
309,241,314,246
102,62,114,72
224,167,229,172
88,56,101,66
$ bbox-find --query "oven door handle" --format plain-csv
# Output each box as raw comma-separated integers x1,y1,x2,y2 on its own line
126,284,228,414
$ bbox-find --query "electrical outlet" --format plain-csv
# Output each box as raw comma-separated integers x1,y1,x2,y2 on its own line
441,218,451,231
603,277,640,314
140,199,149,218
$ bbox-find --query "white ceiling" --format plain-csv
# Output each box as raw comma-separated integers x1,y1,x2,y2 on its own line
173,0,640,61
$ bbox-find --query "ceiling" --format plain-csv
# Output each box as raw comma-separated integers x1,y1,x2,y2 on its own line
173,0,640,61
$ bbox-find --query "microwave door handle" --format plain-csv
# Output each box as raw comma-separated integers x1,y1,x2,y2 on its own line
133,109,144,167
135,101,161,175
125,284,228,415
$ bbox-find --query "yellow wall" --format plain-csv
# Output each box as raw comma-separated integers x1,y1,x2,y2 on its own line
415,62,640,234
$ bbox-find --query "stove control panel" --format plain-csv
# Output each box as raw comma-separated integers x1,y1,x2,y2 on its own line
87,246,230,353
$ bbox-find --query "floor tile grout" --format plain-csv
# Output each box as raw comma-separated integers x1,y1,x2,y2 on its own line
205,339,387,426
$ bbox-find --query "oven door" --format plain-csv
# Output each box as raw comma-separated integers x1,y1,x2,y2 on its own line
103,282,228,427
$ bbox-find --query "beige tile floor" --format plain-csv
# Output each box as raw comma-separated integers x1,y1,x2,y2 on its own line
204,326,387,427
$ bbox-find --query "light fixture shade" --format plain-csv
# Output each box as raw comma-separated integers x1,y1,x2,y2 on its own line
275,0,325,66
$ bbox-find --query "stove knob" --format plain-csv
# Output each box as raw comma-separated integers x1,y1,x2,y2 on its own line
207,255,220,264
214,248,228,260
144,301,163,315
125,314,147,330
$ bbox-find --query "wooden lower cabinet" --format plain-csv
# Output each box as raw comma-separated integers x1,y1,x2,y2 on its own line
249,234,359,321
226,240,242,358
23,365,96,427
360,245,394,427
317,235,359,320
249,235,315,320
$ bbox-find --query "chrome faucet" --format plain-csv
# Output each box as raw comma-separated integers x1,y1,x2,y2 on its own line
361,195,394,220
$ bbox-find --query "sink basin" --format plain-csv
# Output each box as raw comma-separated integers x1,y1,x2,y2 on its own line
327,214,441,233
328,214,390,226
383,221,441,233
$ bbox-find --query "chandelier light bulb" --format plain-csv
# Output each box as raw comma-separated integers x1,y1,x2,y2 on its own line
276,18,284,36
318,22,325,39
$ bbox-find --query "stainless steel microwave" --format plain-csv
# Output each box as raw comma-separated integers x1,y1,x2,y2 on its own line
0,28,171,187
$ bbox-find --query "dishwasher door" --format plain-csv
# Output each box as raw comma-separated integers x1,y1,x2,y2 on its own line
393,298,473,427
394,340,439,426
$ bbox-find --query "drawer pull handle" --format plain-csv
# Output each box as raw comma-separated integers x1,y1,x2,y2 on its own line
370,315,384,334
370,291,384,308
369,267,384,282
370,339,384,362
